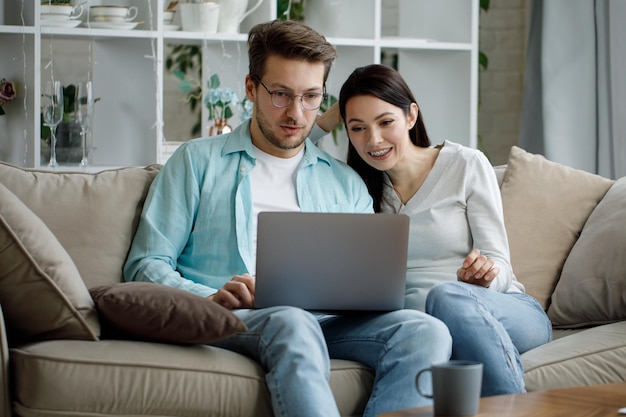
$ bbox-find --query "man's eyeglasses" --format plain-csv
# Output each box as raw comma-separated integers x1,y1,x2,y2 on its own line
255,77,326,111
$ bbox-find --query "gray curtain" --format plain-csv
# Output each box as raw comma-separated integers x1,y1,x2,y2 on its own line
519,0,626,179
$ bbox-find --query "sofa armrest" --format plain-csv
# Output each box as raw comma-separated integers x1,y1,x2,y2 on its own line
0,305,11,417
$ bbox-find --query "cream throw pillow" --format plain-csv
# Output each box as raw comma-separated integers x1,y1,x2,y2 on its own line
0,183,99,345
500,147,614,310
0,162,160,289
548,177,626,328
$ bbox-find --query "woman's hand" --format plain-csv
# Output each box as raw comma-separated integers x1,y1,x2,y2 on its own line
457,249,498,288
316,102,342,133
209,274,255,309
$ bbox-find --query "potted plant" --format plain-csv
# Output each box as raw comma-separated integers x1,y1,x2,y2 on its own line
203,74,239,136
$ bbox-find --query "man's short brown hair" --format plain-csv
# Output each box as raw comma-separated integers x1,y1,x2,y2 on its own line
248,20,337,84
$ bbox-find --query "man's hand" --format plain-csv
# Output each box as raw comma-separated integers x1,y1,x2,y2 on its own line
456,248,498,288
209,274,255,309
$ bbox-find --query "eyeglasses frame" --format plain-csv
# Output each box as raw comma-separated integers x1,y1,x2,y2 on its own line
254,76,327,111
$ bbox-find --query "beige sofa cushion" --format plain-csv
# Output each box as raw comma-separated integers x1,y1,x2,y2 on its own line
521,321,626,391
0,162,160,289
10,340,373,417
548,177,626,328
499,147,614,309
90,282,247,344
0,183,99,345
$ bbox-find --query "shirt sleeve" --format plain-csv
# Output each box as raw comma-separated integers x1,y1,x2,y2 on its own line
123,145,217,298
308,123,328,144
465,151,524,293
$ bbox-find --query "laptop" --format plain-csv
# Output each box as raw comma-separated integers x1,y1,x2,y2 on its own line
254,212,410,312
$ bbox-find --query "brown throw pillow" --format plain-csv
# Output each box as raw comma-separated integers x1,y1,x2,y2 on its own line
89,282,247,344
0,183,100,345
548,177,626,328
499,146,614,310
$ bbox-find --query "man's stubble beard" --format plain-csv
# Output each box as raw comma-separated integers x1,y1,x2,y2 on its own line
255,106,313,151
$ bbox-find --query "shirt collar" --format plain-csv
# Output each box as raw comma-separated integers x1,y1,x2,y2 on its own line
221,119,333,167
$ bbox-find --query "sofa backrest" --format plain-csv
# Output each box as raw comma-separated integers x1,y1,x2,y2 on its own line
0,162,161,289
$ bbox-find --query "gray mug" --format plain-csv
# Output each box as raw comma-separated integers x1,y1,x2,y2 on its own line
415,360,483,416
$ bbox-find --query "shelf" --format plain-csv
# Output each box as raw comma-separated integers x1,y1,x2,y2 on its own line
163,31,249,42
0,0,479,168
41,27,158,39
379,37,474,51
0,24,35,34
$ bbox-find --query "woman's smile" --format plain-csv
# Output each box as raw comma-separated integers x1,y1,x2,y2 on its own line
369,147,393,158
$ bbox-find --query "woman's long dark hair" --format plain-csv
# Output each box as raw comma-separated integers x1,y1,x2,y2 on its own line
339,64,431,212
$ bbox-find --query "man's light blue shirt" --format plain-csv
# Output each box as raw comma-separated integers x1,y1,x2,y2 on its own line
123,121,373,297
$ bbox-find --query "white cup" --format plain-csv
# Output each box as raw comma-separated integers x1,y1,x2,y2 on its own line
214,0,263,34
90,5,138,22
179,2,219,33
40,4,84,20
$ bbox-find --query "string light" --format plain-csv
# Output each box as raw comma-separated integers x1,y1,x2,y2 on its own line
19,0,28,166
145,0,163,147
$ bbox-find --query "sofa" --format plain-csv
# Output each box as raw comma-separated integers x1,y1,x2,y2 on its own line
0,145,625,417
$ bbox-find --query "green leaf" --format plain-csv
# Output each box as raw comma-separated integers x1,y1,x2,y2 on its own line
209,73,221,89
178,80,195,94
192,121,201,136
190,96,199,111
479,51,489,70
480,0,490,12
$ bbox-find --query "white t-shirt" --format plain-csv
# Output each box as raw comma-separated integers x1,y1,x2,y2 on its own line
248,145,303,274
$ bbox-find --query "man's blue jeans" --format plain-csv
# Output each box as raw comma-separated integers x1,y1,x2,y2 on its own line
211,306,452,417
425,281,553,397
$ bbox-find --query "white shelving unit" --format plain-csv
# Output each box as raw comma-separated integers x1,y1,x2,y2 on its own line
0,0,478,169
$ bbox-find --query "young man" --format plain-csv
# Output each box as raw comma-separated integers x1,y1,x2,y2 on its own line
124,20,451,417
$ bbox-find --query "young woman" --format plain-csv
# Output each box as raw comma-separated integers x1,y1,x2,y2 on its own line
335,64,552,396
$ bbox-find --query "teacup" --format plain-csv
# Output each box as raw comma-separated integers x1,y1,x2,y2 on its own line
40,3,84,20
90,5,139,23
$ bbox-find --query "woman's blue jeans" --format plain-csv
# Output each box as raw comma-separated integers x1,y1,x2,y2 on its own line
425,281,553,396
210,306,452,417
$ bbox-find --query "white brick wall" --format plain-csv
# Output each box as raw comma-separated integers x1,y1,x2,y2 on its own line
479,0,530,164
